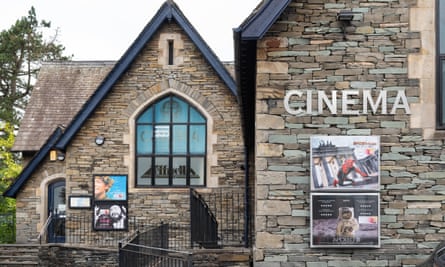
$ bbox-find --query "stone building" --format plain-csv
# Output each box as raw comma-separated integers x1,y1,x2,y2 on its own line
4,0,445,266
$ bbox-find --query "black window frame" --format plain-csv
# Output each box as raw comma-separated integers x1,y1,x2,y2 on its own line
135,95,207,187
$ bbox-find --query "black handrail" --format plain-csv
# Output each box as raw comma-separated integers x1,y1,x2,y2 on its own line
190,189,218,248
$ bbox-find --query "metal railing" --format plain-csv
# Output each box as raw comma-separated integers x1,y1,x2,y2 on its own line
119,223,192,267
119,243,192,267
194,187,246,247
190,189,218,248
39,187,247,249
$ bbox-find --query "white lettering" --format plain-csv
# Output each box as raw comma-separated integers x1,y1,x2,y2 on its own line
283,89,411,116
390,90,411,114
363,90,387,114
318,91,337,115
284,90,304,115
342,90,360,115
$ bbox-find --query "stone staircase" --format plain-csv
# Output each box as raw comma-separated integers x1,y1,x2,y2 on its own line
0,244,40,266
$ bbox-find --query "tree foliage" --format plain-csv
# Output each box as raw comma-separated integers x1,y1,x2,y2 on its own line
0,6,70,125
0,122,20,213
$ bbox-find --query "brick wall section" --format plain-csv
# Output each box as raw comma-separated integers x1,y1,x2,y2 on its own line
254,0,441,266
15,22,244,242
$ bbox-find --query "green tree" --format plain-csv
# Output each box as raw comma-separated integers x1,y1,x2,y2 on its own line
0,7,70,243
0,123,19,243
0,6,70,125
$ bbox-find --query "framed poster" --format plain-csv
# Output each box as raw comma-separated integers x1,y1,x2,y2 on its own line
94,175,127,201
93,202,128,231
311,192,380,248
310,136,380,191
68,196,91,209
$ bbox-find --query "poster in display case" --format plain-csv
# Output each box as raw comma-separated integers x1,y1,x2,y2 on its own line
311,192,380,248
93,202,128,231
310,136,380,191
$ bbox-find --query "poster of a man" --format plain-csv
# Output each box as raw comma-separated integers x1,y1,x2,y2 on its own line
310,136,380,191
94,175,127,201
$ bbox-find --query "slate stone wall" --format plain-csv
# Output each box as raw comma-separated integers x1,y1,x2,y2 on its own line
253,0,441,266
14,21,244,244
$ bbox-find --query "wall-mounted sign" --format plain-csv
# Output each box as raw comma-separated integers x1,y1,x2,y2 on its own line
310,135,380,191
284,89,411,116
311,192,380,248
68,196,91,209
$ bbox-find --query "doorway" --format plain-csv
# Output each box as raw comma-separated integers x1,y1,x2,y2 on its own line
47,180,66,243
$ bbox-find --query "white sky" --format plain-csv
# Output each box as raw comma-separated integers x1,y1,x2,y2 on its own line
0,0,260,61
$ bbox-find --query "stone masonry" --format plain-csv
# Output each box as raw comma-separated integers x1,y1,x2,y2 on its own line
15,22,245,243
254,0,443,266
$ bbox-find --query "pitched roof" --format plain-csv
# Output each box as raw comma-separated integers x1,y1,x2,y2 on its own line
4,127,63,197
236,0,291,40
12,61,114,152
5,0,238,198
54,0,236,150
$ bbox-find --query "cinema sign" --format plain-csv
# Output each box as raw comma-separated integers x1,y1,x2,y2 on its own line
284,89,411,115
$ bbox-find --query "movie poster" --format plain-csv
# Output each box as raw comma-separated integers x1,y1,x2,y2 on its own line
311,193,380,248
93,202,128,231
310,136,380,191
94,175,127,201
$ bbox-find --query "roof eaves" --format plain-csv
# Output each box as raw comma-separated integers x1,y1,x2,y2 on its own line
238,0,291,40
3,127,63,198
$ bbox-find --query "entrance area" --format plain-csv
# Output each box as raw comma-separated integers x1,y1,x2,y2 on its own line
47,180,66,243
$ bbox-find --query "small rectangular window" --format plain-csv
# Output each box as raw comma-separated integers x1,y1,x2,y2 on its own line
168,40,174,65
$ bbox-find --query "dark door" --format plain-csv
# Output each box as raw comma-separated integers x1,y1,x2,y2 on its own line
47,180,66,243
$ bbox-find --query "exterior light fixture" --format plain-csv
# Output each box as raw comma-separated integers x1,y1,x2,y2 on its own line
95,135,105,146
337,10,355,22
57,151,65,161
337,10,356,40
50,149,65,161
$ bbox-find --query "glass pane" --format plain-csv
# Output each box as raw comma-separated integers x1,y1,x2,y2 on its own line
137,126,153,154
137,107,153,123
155,157,169,185
154,125,170,154
172,97,188,123
173,125,187,154
173,157,187,185
190,107,205,123
190,125,205,153
137,157,152,186
190,157,204,185
155,97,171,123
441,0,445,53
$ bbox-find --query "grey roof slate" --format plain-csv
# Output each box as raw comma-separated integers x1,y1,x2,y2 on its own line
12,61,114,152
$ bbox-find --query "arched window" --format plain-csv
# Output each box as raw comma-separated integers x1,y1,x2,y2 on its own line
136,95,206,187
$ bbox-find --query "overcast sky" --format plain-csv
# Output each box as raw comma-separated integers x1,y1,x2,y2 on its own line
0,0,260,61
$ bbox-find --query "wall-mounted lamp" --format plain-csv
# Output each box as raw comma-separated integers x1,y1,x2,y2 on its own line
95,135,105,146
50,150,65,161
337,10,356,40
337,10,355,23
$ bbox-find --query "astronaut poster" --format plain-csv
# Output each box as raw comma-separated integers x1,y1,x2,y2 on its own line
311,193,380,248
310,136,380,191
